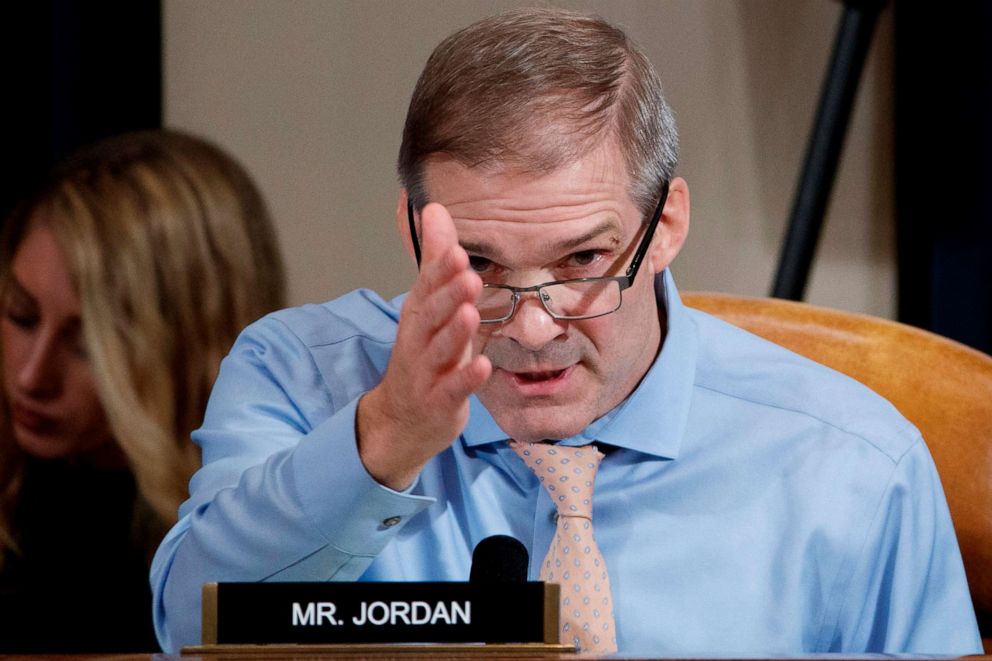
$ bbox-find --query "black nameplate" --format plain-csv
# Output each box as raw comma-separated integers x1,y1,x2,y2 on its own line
202,581,559,645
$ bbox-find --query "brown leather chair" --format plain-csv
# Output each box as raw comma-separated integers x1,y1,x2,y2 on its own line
683,292,992,651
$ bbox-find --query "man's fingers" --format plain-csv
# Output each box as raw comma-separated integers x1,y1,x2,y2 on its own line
403,267,481,346
371,201,488,465
359,204,488,489
415,203,471,304
405,201,484,342
419,203,460,265
436,354,492,405
423,302,480,373
426,305,490,406
416,239,468,294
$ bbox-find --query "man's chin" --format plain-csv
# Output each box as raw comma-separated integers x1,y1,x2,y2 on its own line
477,374,601,441
486,404,594,443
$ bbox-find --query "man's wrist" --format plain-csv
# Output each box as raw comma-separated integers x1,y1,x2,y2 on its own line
356,389,422,491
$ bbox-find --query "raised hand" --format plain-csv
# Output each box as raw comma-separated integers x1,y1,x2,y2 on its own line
356,202,492,490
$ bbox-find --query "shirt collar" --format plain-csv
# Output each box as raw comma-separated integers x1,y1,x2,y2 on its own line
463,269,697,459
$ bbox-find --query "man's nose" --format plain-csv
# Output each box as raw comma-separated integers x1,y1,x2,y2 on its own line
498,294,566,351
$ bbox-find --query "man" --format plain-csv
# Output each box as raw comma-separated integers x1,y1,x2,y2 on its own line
151,8,981,655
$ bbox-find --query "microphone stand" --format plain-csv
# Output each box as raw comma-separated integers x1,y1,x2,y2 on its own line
770,0,888,301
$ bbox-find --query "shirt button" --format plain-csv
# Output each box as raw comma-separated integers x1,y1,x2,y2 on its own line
382,516,402,528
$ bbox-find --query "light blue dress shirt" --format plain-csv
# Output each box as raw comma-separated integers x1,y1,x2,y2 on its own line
151,271,981,654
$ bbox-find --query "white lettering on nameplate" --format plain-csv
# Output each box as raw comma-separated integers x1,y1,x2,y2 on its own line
291,602,340,626
350,600,471,626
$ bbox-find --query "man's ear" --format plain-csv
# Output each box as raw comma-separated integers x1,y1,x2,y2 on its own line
396,188,418,263
646,176,690,274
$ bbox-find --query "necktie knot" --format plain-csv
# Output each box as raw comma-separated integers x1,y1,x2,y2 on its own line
511,441,603,520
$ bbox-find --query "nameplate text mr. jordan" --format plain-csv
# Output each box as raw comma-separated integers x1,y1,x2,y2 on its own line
202,581,559,645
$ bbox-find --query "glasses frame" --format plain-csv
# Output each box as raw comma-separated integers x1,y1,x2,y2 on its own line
407,179,670,323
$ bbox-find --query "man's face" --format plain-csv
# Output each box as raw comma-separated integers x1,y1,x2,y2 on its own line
415,144,687,443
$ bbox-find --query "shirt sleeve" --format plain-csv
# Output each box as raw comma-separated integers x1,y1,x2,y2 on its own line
826,438,982,653
149,315,434,652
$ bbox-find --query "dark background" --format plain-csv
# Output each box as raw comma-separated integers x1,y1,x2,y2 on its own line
895,2,992,353
0,1,161,219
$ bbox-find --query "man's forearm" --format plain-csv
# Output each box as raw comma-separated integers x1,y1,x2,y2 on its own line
151,398,435,652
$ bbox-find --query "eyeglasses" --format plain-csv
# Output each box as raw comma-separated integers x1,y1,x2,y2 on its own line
407,179,669,323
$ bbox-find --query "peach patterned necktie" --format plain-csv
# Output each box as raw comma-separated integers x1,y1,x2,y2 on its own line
511,440,618,653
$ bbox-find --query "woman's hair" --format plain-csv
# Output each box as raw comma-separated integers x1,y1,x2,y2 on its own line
0,129,286,561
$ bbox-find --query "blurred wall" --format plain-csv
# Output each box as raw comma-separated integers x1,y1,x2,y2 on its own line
164,0,895,316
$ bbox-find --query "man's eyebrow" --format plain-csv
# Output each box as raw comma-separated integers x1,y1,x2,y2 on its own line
459,220,622,260
552,221,623,252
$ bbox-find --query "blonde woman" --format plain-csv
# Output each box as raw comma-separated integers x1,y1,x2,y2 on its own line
0,130,286,652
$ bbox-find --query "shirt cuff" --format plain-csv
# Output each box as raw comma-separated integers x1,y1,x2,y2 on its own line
291,395,435,557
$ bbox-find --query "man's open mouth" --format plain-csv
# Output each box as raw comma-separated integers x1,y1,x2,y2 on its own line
514,368,567,382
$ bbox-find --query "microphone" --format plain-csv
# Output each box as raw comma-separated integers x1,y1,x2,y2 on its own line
470,535,529,583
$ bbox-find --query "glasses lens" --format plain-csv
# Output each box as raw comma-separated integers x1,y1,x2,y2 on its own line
541,279,622,319
477,286,516,321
